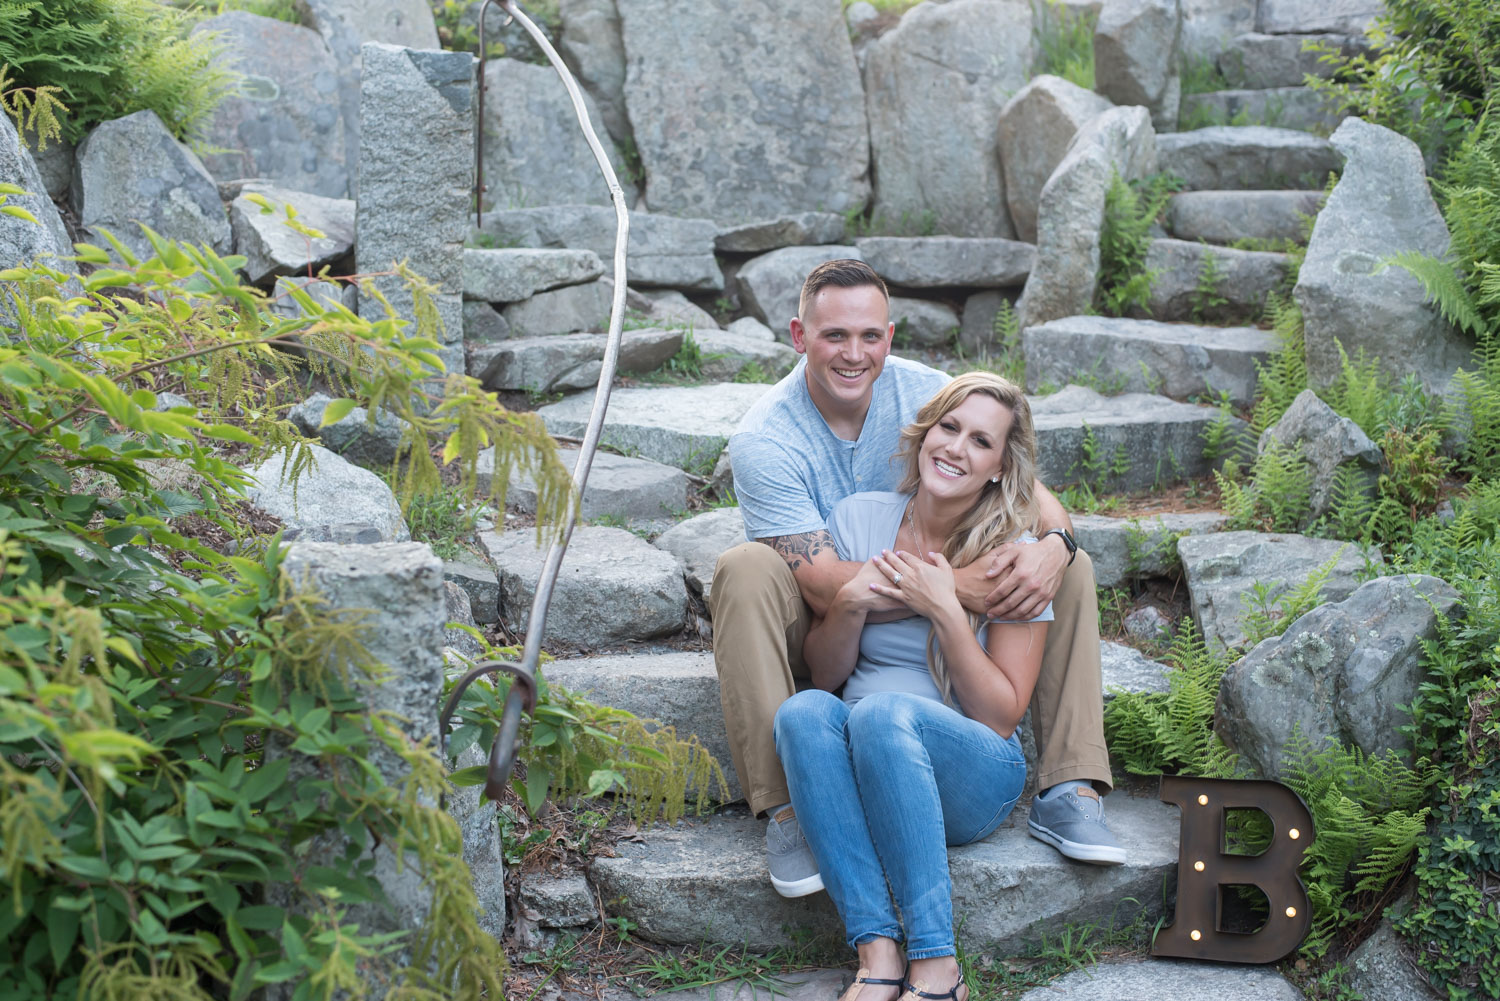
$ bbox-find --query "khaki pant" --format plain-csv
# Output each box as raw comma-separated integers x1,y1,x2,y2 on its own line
708,542,1112,817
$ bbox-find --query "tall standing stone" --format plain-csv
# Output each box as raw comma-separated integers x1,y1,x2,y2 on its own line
617,0,869,223
0,116,78,322
1093,0,1182,131
558,0,632,147
997,76,1114,244
864,0,1034,238
1295,118,1472,396
193,12,348,197
356,44,474,373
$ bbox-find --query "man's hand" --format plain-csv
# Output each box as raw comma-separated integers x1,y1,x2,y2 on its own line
983,534,1070,620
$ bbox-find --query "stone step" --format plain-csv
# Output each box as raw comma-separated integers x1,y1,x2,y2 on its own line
1073,510,1229,588
1016,957,1303,1000
461,247,604,303
537,383,774,472
853,236,1034,289
468,328,681,393
1180,86,1345,134
652,506,746,600
1029,386,1249,492
477,445,689,525
1023,316,1277,408
1140,239,1291,324
1157,126,1341,190
1167,189,1321,245
590,794,1180,954
1218,31,1368,91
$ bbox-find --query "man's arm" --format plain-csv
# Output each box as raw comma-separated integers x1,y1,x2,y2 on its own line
951,479,1073,620
759,530,908,619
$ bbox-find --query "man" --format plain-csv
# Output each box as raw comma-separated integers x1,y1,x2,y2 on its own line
709,260,1121,899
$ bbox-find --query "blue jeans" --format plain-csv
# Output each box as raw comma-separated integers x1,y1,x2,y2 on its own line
772,689,1027,958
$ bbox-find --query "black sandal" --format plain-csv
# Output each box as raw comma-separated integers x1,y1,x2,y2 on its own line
839,968,907,1001
900,974,966,1001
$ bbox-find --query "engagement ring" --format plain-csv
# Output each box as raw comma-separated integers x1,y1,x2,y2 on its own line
891,572,903,584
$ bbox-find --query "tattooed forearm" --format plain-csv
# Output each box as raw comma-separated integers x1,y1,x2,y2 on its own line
759,530,836,572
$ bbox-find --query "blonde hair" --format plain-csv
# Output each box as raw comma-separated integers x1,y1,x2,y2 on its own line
895,372,1040,705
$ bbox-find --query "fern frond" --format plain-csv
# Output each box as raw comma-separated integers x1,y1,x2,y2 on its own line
1385,250,1489,338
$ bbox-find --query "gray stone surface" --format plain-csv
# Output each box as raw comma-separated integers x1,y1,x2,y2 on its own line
727,316,776,342
618,0,869,222
1345,920,1444,1001
593,793,1180,951
558,0,631,146
715,213,848,254
1024,316,1277,408
1259,389,1383,521
501,280,615,337
1157,126,1340,190
478,58,635,211
1219,33,1366,90
1259,0,1381,35
25,128,73,202
72,110,231,260
1296,117,1473,396
1074,511,1227,588
462,248,604,303
245,443,409,543
270,276,353,318
539,383,772,471
295,0,441,198
1093,0,1182,129
1016,107,1157,329
546,650,738,802
653,507,746,601
1017,959,1304,1000
287,391,411,469
194,12,348,197
1140,239,1291,323
737,245,863,332
1101,641,1172,702
478,526,688,647
356,45,473,352
864,0,1033,237
471,328,681,392
1124,604,1173,643
640,290,719,332
231,185,355,283
442,580,484,660
958,289,1012,355
1030,386,1247,493
855,237,1034,289
1178,0,1259,66
477,206,723,291
1167,189,1320,245
1177,530,1378,652
444,559,500,624
0,116,75,300
997,75,1115,244
479,444,688,522
518,874,595,928
889,297,960,347
1180,86,1345,134
1217,574,1459,779
463,300,511,341
694,329,799,382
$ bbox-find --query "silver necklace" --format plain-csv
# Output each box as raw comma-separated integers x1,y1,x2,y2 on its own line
904,498,934,557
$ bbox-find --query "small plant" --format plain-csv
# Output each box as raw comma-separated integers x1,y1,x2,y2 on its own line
1097,171,1180,316
666,328,705,379
1201,389,1248,464
1241,551,1342,646
1250,292,1309,434
731,360,776,384
1189,249,1229,322
1179,52,1229,95
1323,342,1388,439
1031,0,1097,89
0,64,65,151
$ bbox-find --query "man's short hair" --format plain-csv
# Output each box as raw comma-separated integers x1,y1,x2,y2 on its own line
798,259,889,321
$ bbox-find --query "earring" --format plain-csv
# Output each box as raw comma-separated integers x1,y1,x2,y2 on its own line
990,475,999,483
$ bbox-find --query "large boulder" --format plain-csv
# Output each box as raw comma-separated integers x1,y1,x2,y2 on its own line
1216,574,1459,780
715,213,848,254
737,245,863,333
558,0,631,145
1156,126,1340,190
193,12,348,197
501,280,615,336
538,383,773,471
230,184,355,284
470,328,680,392
1258,0,1382,35
1177,530,1377,652
890,297,960,347
287,392,412,469
652,507,746,601
617,0,869,222
1258,389,1383,521
0,115,75,296
1093,0,1182,130
854,237,1033,288
479,445,688,523
478,525,688,647
355,45,474,365
864,0,1033,237
1296,118,1473,396
477,58,636,211
72,110,231,260
476,206,722,291
1016,107,1157,329
1178,0,1259,66
997,75,1114,244
244,443,409,543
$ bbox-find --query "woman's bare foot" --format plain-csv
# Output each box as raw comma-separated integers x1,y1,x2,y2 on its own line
839,938,906,1001
902,957,967,1001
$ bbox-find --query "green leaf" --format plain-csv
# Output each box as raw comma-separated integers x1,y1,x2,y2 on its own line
318,398,358,428
448,764,489,787
240,758,289,805
1,205,38,225
47,905,79,969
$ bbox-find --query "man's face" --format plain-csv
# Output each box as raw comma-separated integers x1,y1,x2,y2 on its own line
789,284,894,418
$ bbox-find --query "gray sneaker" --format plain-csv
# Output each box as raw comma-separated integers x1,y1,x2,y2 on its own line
1027,786,1127,865
766,809,824,897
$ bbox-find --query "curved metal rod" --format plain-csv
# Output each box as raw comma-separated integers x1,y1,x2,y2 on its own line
475,0,502,230
443,0,631,797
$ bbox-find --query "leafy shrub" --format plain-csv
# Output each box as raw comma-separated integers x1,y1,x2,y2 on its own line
0,0,240,144
1031,0,1096,90
1096,171,1180,316
1217,439,1314,533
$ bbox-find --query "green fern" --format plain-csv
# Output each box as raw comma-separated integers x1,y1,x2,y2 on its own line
1323,342,1388,439
1250,292,1309,434
1097,171,1180,316
1385,249,1489,338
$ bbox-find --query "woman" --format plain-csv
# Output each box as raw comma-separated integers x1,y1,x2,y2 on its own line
772,372,1052,1001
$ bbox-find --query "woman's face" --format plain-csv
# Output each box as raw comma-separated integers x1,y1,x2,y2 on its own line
917,392,1012,505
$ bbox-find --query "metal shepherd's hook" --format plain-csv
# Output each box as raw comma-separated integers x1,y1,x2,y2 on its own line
441,0,631,801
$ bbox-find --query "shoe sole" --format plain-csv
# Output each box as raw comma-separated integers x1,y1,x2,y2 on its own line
1028,819,1127,865
769,871,826,898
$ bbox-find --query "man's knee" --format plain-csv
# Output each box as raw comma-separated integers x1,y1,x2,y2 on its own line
712,541,794,607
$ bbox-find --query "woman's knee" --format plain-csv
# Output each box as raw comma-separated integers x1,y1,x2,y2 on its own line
847,691,925,740
772,689,846,750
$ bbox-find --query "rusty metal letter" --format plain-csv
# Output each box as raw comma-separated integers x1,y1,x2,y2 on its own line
1153,776,1314,964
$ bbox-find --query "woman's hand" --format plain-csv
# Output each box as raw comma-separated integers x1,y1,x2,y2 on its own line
870,549,961,621
837,556,902,612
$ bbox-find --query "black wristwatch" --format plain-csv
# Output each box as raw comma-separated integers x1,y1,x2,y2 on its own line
1040,528,1078,566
